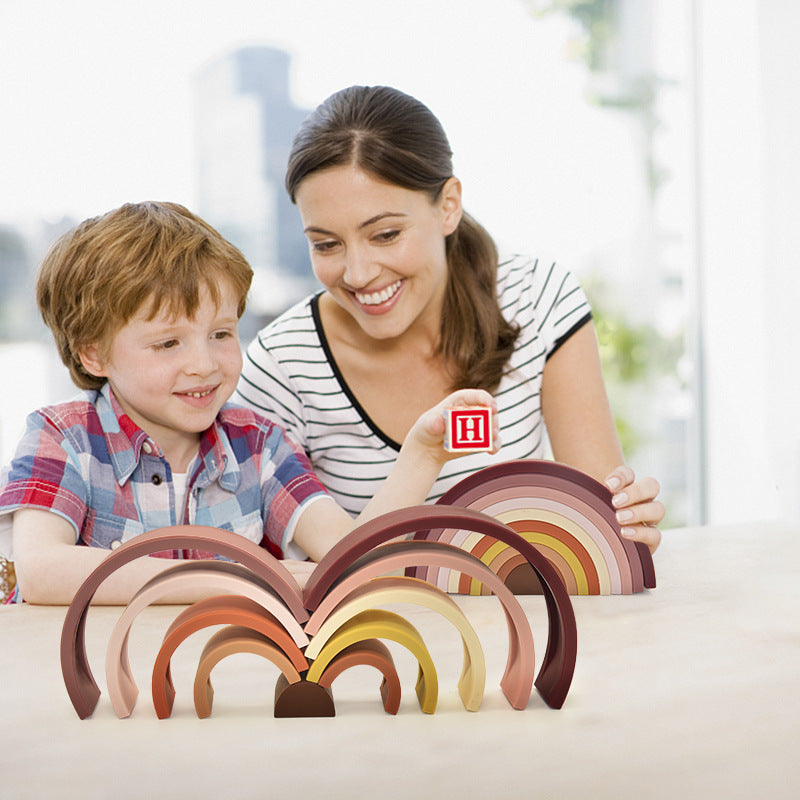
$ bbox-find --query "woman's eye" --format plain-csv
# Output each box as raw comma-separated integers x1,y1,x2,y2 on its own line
310,239,339,253
373,230,400,244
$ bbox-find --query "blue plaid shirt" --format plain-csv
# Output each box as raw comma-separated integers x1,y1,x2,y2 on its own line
0,384,328,601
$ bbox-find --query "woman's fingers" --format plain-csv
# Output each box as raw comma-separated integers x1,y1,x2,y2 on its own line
612,475,662,505
606,469,663,517
620,522,662,553
614,498,666,529
604,465,636,493
604,466,664,553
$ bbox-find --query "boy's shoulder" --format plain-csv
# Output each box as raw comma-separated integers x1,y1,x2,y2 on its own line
216,402,283,436
214,403,304,462
30,391,105,436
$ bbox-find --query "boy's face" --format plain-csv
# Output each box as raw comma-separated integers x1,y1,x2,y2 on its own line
80,280,243,468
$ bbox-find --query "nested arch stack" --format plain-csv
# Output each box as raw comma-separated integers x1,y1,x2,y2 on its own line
410,460,656,596
59,459,655,719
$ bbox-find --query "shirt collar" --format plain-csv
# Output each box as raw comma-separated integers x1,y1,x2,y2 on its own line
96,383,239,490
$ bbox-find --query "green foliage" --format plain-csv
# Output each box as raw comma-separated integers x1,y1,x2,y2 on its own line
585,274,683,457
594,308,679,386
524,0,618,71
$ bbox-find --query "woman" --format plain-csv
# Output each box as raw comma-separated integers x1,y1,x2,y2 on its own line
235,85,664,552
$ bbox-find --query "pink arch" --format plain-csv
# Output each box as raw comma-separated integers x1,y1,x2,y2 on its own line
429,460,655,592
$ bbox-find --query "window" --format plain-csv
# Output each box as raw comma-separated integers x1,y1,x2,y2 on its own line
0,0,698,524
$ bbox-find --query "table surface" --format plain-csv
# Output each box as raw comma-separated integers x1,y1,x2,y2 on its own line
1,521,799,800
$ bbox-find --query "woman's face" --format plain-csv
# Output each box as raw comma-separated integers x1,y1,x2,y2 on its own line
295,165,462,343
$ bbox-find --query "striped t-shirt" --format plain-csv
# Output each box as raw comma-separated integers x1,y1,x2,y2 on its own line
235,255,591,517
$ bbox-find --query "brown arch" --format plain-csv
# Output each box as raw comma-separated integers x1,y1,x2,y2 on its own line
315,639,402,715
151,594,308,719
193,625,305,718
61,525,306,719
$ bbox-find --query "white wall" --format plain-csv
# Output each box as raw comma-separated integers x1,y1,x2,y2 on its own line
697,0,800,523
758,1,800,522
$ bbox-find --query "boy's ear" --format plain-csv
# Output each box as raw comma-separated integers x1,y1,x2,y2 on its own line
78,344,108,378
439,176,463,236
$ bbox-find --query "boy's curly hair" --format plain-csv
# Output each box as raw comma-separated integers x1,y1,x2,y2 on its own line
36,201,253,390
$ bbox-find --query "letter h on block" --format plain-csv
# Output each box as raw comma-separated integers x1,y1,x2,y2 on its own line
444,407,493,453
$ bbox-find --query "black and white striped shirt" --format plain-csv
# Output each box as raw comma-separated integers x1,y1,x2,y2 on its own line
234,255,591,517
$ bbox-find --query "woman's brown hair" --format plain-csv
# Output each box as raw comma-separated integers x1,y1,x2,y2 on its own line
285,85,519,392
36,201,253,390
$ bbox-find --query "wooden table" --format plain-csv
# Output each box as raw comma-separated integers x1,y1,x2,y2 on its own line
1,521,798,799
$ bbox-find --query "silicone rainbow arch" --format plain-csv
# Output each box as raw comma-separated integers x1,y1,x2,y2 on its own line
60,502,579,718
408,460,656,595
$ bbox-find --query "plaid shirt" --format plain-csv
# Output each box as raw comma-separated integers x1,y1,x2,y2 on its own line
0,384,328,600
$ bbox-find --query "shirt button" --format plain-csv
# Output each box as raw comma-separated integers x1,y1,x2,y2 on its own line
142,442,153,454
110,540,122,550
151,474,162,485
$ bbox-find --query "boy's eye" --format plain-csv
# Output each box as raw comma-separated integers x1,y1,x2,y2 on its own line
213,329,234,340
154,339,179,350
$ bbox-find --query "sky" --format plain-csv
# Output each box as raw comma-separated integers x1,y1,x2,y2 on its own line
0,0,646,263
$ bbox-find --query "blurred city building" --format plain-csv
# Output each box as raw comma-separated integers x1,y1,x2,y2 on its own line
192,45,316,337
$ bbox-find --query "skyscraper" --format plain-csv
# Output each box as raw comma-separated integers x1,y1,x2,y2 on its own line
193,46,314,322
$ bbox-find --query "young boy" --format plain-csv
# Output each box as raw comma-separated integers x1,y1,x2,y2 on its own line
0,202,498,604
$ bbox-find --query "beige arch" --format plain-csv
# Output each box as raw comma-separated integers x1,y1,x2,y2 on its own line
306,576,484,711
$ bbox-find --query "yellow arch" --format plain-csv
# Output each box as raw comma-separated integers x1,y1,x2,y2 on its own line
494,508,613,594
486,532,590,595
495,505,618,592
306,608,439,714
306,577,484,711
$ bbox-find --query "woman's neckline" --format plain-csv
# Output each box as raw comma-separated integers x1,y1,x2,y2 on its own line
310,293,402,451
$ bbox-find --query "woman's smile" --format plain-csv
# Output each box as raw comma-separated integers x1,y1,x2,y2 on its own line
351,279,404,313
296,165,462,343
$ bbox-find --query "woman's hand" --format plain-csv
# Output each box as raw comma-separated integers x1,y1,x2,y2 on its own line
408,388,500,461
605,465,664,553
296,389,500,564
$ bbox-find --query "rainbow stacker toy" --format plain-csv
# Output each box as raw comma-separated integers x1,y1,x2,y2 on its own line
60,459,655,719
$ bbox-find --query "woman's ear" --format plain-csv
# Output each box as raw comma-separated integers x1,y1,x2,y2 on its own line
78,344,108,378
439,176,463,235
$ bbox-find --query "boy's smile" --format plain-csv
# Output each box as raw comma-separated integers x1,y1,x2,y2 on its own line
79,281,243,471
